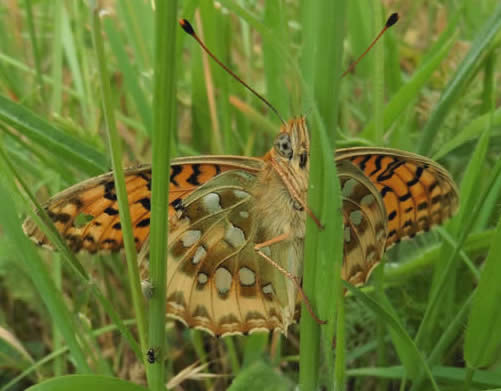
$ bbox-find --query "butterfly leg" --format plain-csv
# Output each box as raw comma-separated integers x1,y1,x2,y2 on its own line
254,239,326,326
254,232,289,250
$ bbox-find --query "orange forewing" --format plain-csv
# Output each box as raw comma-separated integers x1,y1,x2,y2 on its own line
23,157,264,253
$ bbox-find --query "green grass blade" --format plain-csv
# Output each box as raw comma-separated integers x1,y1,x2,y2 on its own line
49,0,63,114
61,6,85,103
348,365,501,389
23,0,46,103
464,216,501,368
343,282,438,389
360,34,455,142
263,1,289,117
0,51,79,98
103,18,153,135
299,1,346,389
147,1,178,388
384,229,494,283
417,2,501,155
432,107,501,161
90,1,147,366
0,180,90,374
227,361,294,391
25,375,149,391
0,94,107,175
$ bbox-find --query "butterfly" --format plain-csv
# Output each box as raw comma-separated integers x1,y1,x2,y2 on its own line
23,116,459,336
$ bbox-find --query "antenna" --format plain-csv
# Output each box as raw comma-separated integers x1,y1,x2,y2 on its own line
341,12,399,78
179,19,286,126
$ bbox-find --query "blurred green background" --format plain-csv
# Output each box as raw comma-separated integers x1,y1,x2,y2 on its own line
0,0,501,390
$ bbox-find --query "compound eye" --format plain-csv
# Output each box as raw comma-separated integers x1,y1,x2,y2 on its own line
274,133,293,159
299,151,308,168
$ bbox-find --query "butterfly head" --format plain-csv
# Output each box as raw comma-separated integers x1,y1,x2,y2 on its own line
260,117,314,224
272,117,310,172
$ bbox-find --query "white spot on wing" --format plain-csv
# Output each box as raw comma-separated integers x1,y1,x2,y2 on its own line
215,267,232,294
342,178,357,198
233,190,249,199
344,227,351,243
197,272,208,285
262,283,273,295
350,210,363,226
361,194,375,206
224,224,245,248
202,193,222,214
192,246,207,265
181,230,201,247
239,267,256,286
239,211,249,219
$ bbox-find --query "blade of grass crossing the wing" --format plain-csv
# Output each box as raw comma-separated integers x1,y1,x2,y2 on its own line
370,4,391,389
238,1,290,367
298,1,323,387
147,2,178,389
300,1,346,389
299,1,320,390
90,2,148,372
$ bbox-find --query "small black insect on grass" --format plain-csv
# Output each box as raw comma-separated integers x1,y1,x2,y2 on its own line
146,347,157,364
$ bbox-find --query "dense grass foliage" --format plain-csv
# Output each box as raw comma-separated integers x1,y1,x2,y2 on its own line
0,1,501,390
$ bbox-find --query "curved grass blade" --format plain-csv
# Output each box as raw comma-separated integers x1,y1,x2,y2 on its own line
26,375,149,391
0,95,107,175
417,3,501,155
343,281,438,389
464,216,501,368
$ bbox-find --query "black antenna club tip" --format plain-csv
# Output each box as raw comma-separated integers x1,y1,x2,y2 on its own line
386,12,399,27
179,19,194,35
